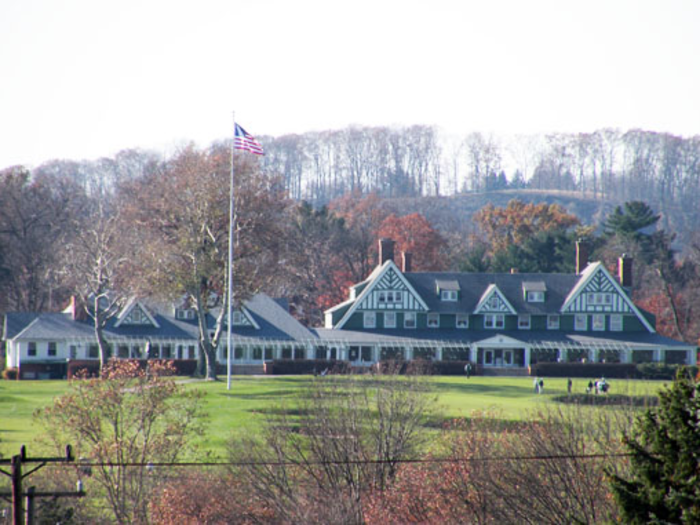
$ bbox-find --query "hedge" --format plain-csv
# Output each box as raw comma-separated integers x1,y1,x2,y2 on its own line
264,359,350,375
67,358,198,379
529,362,637,379
635,363,699,380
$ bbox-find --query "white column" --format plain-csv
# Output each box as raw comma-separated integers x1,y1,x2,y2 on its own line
524,346,531,368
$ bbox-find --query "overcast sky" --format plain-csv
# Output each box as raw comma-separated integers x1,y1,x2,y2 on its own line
1,0,699,169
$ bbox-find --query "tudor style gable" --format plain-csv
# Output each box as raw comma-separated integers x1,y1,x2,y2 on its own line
331,260,429,329
474,284,516,314
114,300,160,328
561,262,655,331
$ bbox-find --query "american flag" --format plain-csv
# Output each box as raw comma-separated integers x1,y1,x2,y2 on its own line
234,123,264,155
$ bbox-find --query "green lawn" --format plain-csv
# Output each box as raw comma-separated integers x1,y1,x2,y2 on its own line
0,375,665,458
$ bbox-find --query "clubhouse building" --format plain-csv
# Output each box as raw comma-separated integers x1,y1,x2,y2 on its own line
3,240,697,378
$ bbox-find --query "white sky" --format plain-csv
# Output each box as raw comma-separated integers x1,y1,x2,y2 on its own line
1,0,699,168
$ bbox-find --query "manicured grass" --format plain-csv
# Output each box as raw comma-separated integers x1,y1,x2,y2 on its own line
0,375,665,458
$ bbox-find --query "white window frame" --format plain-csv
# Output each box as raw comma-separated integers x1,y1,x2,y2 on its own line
384,311,396,328
232,311,244,325
547,314,560,330
527,291,544,303
404,312,416,329
393,291,402,303
441,290,458,302
575,314,588,331
484,313,504,329
592,314,605,331
378,291,386,303
427,313,440,328
363,311,376,329
610,314,623,332
518,314,531,330
456,313,469,329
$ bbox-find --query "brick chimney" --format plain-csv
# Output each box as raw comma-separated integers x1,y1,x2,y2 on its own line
576,239,589,275
619,254,633,289
378,238,395,265
401,251,413,272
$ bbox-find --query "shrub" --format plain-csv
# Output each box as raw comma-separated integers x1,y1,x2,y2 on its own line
530,362,637,379
265,359,350,375
636,363,699,380
2,368,18,380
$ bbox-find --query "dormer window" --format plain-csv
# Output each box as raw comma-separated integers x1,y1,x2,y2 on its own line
232,311,244,325
436,280,460,302
527,291,545,303
441,290,458,301
176,308,195,320
523,282,546,303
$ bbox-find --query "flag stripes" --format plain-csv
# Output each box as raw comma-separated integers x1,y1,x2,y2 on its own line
234,123,264,155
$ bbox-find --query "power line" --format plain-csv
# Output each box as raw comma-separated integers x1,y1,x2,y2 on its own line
40,452,633,470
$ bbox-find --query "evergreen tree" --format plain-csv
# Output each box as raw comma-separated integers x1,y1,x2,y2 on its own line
608,370,700,523
603,201,660,240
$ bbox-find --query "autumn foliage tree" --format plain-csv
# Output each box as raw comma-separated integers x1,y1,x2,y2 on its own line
36,360,205,524
376,212,446,271
329,191,389,281
474,199,581,255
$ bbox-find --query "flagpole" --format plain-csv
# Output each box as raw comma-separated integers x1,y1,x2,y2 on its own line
227,112,235,391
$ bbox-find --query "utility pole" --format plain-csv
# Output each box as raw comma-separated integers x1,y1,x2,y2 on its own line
0,445,84,525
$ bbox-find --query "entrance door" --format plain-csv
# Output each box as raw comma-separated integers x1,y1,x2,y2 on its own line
503,349,513,366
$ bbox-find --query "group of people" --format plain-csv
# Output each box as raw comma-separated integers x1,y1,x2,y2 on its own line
586,377,609,394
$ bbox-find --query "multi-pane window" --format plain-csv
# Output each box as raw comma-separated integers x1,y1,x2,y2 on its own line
456,314,469,329
527,291,545,303
393,291,402,303
384,312,396,328
404,312,417,329
518,314,531,330
378,291,387,303
575,314,588,331
484,314,504,329
487,296,500,310
427,313,440,328
592,314,605,331
363,312,376,328
441,290,458,301
547,315,560,330
28,342,37,356
610,314,623,332
587,293,613,306
48,341,57,356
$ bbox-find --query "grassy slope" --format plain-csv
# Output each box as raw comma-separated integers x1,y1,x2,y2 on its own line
0,376,664,458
